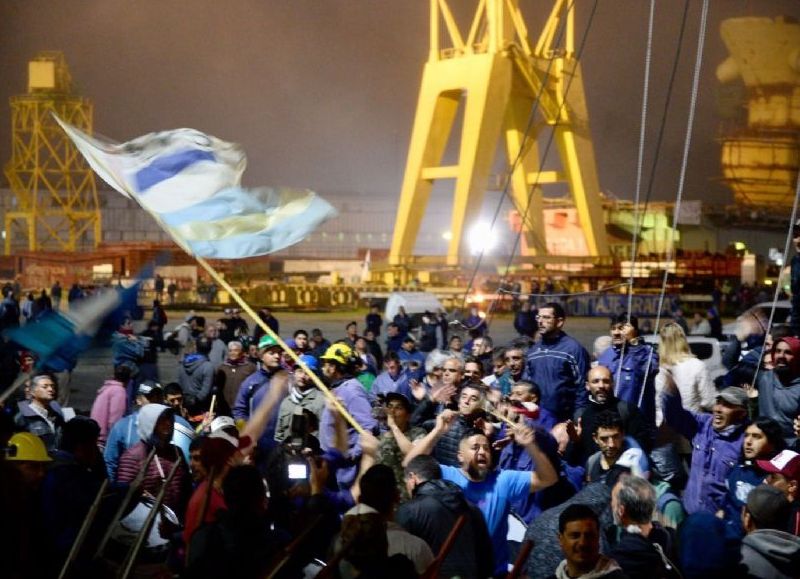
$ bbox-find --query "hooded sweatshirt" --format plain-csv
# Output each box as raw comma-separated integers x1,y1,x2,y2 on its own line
117,404,189,513
757,337,800,445
179,354,215,414
739,528,800,579
396,479,494,579
90,379,128,445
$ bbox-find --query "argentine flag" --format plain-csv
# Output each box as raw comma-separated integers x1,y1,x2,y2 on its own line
55,117,337,259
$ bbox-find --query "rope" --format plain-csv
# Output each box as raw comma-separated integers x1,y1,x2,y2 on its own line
618,0,655,396
460,0,579,314
486,0,601,329
640,0,710,409
497,281,631,299
626,0,656,323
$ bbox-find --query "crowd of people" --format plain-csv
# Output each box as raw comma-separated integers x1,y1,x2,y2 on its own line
2,291,800,579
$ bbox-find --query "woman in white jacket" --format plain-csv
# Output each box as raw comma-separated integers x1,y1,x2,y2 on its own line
656,322,716,416
651,321,716,487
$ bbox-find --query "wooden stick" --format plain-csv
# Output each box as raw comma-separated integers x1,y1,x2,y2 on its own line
119,458,181,579
488,409,518,427
421,513,467,579
505,539,533,579
94,448,157,559
264,515,323,579
58,478,110,579
195,255,365,435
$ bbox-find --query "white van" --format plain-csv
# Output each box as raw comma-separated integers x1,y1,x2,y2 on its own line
384,292,446,323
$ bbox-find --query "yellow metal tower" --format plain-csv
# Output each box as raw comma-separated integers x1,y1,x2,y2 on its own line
4,52,101,254
389,0,608,268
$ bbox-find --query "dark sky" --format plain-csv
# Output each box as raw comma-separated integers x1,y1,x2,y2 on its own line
1,0,798,205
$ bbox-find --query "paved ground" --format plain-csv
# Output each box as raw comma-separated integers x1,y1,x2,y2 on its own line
64,308,616,412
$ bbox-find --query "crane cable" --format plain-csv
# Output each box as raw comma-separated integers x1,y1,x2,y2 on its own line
749,172,800,392
459,0,586,317
639,0,710,408
615,0,656,397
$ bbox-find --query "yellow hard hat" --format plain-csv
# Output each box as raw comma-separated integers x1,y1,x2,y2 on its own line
5,432,52,462
320,343,354,366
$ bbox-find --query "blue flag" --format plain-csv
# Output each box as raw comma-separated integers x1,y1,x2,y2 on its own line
54,117,337,259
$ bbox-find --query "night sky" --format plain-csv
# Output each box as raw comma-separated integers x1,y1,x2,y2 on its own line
1,0,798,206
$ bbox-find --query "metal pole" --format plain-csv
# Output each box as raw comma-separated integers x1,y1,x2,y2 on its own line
58,478,109,579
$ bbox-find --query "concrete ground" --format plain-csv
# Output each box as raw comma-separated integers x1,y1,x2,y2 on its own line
63,308,616,413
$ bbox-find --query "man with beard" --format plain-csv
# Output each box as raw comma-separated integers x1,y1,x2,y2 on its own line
525,302,590,421
567,365,652,466
756,336,800,446
597,315,659,428
403,413,557,576
661,372,748,515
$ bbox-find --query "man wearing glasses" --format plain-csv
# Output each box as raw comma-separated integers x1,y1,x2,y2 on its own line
525,302,590,421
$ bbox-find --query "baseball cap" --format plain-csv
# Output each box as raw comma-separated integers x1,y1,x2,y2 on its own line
384,392,412,411
746,485,791,530
716,386,748,408
137,380,163,396
209,415,237,434
757,449,800,481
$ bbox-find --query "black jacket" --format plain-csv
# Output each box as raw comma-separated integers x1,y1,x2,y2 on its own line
567,397,653,466
609,524,679,579
396,479,493,579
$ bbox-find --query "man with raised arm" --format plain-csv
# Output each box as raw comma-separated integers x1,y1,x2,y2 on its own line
403,411,557,575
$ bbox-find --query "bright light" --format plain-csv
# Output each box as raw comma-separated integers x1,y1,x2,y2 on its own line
469,222,497,255
734,241,746,251
442,231,453,241
764,279,773,286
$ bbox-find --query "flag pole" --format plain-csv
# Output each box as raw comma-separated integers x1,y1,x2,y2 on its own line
194,255,365,434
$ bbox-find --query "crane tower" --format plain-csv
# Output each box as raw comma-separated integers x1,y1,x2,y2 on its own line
389,0,608,268
4,52,101,254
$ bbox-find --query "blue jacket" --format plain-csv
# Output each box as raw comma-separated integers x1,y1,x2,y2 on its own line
525,331,590,421
661,388,744,515
371,369,411,400
597,342,658,427
722,461,765,539
233,367,282,452
320,377,378,488
497,427,575,524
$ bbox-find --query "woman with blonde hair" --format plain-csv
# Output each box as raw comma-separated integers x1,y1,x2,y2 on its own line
656,322,716,415
651,322,716,488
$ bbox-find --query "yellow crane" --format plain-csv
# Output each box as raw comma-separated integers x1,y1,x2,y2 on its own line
389,0,608,271
4,52,101,254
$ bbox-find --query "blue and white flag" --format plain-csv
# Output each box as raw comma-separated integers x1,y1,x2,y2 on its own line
55,117,337,259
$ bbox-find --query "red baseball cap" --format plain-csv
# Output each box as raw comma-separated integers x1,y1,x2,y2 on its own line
757,450,800,481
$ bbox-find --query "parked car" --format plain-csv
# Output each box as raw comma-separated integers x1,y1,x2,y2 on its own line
721,300,792,337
